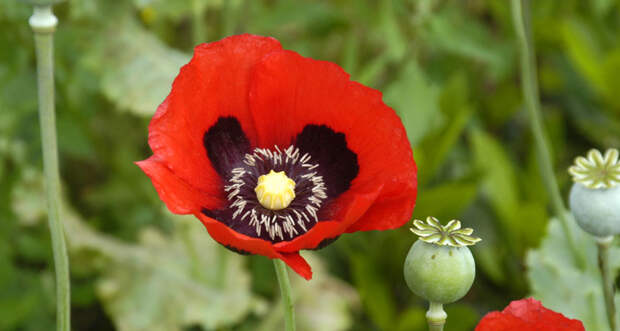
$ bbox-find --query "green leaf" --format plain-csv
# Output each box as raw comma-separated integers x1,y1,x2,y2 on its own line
379,0,407,61
87,17,190,116
561,19,605,99
422,7,514,80
527,215,620,331
411,181,478,222
65,209,261,331
416,73,473,184
590,0,615,17
350,253,396,330
11,168,47,226
470,129,519,230
384,61,442,146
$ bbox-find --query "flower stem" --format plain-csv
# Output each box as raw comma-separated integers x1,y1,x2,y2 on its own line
29,5,71,331
426,302,446,331
597,236,617,331
273,259,296,331
510,0,586,270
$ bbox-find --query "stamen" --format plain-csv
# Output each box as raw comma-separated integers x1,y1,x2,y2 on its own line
223,144,329,241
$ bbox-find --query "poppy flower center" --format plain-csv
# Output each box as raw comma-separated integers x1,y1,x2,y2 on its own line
213,145,328,241
202,118,360,243
255,170,296,210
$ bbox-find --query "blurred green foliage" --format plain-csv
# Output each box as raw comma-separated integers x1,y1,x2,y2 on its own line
528,215,620,331
1,0,620,330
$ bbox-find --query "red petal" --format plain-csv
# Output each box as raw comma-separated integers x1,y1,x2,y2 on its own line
145,34,282,209
249,50,417,233
344,184,417,232
280,252,312,280
275,186,382,252
476,298,585,331
136,156,224,213
196,212,313,279
505,298,585,330
475,311,525,331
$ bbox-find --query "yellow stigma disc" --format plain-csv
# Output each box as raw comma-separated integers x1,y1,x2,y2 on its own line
255,170,296,210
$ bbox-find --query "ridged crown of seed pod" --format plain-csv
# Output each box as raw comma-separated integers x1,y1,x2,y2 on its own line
410,216,481,247
404,217,480,304
568,148,620,189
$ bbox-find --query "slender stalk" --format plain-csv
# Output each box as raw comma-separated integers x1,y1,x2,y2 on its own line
29,5,70,331
426,302,446,331
273,259,296,331
510,0,586,269
597,236,617,331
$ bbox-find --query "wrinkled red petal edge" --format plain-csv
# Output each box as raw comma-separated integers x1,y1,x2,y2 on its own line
195,212,312,280
136,156,225,213
475,298,586,331
274,186,383,253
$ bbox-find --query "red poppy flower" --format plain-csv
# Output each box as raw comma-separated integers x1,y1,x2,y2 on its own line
136,34,417,280
475,298,585,331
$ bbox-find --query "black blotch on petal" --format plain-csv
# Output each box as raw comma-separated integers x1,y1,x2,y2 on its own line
294,125,359,199
223,245,252,255
203,117,251,177
312,236,340,250
202,208,253,255
201,208,217,219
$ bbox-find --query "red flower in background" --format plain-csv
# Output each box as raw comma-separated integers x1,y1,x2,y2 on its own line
475,298,585,331
137,34,417,280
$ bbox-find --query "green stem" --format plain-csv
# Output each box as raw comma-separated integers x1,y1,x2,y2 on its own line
510,0,586,270
597,236,617,331
273,259,296,331
426,302,446,331
29,5,70,331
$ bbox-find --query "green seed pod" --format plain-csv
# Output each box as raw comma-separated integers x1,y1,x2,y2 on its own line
569,183,620,237
568,149,620,238
403,217,480,304
404,240,475,304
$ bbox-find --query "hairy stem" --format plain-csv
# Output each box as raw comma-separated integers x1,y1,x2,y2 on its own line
426,302,446,331
29,5,71,331
273,259,296,331
510,0,586,269
597,236,617,331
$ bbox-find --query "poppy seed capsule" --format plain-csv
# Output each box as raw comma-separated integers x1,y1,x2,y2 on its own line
404,217,479,304
569,183,620,237
404,240,475,304
568,149,620,237
255,170,296,210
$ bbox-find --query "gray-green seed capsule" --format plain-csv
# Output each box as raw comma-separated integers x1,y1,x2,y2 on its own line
404,240,475,304
569,182,620,237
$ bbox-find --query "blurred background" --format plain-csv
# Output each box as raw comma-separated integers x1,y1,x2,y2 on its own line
2,0,620,330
